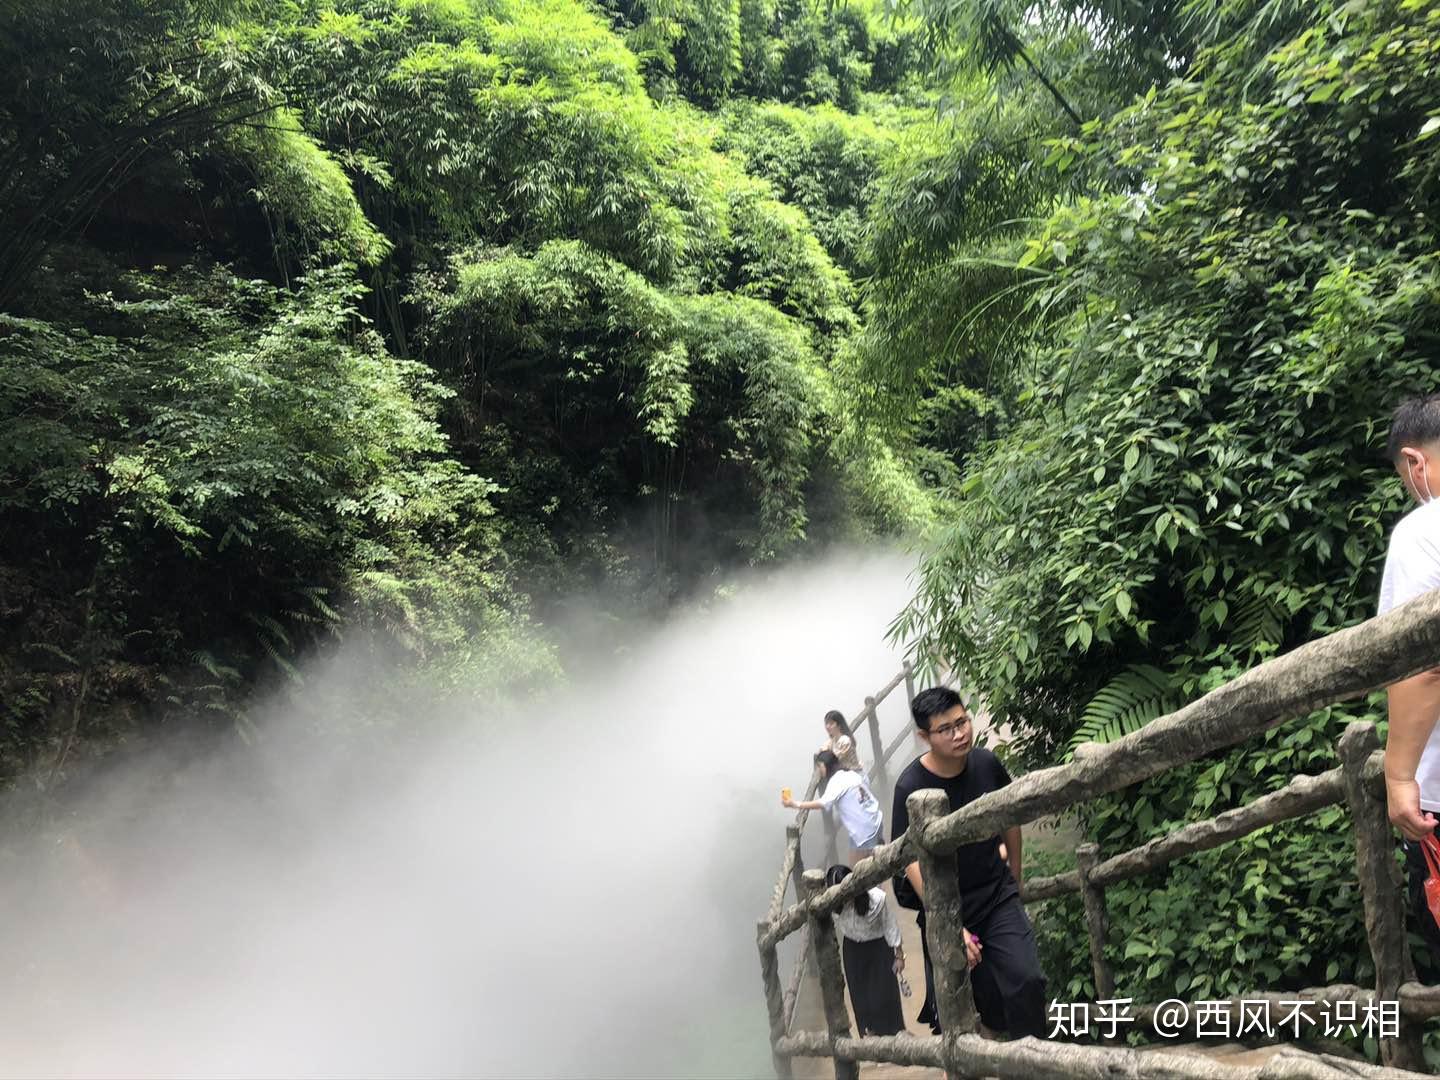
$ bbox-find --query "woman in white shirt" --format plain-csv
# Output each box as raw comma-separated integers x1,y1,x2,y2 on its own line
783,751,884,862
824,864,906,1036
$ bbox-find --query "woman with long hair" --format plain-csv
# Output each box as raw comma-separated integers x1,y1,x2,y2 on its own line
820,709,862,771
824,864,906,1036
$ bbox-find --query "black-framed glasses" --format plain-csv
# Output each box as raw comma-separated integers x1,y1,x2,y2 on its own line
930,717,970,739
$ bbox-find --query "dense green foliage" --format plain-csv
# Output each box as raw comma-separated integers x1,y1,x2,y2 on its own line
1,258,542,771
883,0,1440,1051
900,0,1440,739
606,0,924,108
0,0,944,787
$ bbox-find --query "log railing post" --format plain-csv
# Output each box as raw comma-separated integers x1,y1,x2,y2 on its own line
781,823,812,1035
781,925,810,1032
865,694,889,806
909,789,977,1080
1075,842,1115,1005
757,920,795,1080
1338,722,1425,1072
800,869,858,1080
903,659,916,707
786,824,805,897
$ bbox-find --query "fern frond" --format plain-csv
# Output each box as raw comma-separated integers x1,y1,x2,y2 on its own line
296,585,340,623
256,632,303,682
245,613,302,682
1228,592,1284,658
247,612,292,650
24,642,78,666
190,650,241,683
1066,664,1178,758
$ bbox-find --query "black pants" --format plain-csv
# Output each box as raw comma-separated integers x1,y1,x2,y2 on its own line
916,894,1047,1038
1404,839,1440,981
841,936,906,1036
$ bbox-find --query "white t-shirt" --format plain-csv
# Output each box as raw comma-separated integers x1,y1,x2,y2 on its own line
1378,498,1440,810
819,770,884,847
833,887,902,947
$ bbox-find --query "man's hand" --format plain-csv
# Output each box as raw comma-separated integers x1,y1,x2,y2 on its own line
893,954,905,975
1386,774,1438,841
962,929,982,970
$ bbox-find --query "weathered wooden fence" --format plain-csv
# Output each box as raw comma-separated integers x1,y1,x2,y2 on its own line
757,588,1440,1079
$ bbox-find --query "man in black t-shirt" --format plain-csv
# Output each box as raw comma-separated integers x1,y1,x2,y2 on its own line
891,686,1047,1038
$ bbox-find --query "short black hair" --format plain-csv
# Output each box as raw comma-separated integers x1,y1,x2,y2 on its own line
911,686,964,730
814,749,840,775
1387,394,1440,461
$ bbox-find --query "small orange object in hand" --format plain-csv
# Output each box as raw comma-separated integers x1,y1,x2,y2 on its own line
781,787,792,803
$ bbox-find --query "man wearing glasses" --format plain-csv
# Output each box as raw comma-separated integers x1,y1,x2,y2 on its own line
890,686,1047,1038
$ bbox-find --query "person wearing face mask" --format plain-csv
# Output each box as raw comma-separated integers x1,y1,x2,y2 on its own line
1379,393,1440,971
889,686,1046,1038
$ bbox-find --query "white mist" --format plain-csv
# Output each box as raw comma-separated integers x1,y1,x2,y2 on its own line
0,547,922,1078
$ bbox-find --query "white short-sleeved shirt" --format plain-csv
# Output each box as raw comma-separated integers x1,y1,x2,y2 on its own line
819,769,884,847
833,887,902,947
1379,498,1440,810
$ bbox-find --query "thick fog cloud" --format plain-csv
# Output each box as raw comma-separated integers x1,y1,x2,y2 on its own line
0,548,922,1078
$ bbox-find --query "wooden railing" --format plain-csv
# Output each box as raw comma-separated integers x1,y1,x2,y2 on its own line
756,588,1440,1079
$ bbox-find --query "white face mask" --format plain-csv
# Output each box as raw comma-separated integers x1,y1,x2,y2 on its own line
1410,457,1435,505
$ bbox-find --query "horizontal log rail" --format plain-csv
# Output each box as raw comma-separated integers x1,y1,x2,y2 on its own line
846,667,908,732
771,1029,1417,1078
1021,762,1363,903
758,588,1440,1076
